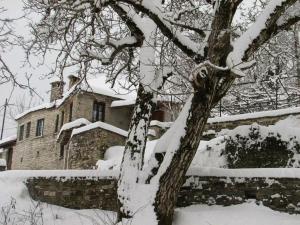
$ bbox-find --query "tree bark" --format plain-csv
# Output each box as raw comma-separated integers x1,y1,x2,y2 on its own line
118,84,156,219
153,71,223,225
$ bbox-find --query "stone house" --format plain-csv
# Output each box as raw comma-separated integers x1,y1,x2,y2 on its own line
0,135,16,170
8,75,179,170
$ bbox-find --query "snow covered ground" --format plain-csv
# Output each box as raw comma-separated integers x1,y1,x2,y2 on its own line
1,170,300,225
1,172,300,225
174,202,300,225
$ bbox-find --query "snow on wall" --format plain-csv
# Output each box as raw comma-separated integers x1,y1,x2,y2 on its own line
72,121,128,137
207,107,300,124
0,169,117,180
186,167,300,178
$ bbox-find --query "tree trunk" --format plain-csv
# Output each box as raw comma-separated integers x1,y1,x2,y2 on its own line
118,84,156,219
153,72,221,225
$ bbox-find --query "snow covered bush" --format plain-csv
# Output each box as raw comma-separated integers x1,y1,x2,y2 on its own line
224,122,300,168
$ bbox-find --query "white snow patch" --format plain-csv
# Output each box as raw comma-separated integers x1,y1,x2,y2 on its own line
72,121,128,137
186,167,300,178
150,120,173,128
0,135,17,146
174,201,300,225
57,118,91,138
15,102,56,120
111,98,136,107
208,107,300,123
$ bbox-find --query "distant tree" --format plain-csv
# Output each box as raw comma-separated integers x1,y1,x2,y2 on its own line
25,0,300,225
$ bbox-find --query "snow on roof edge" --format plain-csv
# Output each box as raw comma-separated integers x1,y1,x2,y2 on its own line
57,118,91,139
72,121,128,137
150,120,173,128
15,102,56,120
0,135,17,147
0,159,6,167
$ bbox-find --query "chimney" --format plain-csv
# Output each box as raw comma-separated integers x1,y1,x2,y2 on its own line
50,79,64,102
68,75,80,90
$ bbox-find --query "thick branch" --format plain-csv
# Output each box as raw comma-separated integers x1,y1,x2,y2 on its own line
118,0,206,63
228,0,299,67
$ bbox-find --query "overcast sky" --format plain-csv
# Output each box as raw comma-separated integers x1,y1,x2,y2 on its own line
0,0,54,138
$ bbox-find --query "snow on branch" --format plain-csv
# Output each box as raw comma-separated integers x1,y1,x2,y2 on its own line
119,0,206,63
82,36,139,65
227,0,299,68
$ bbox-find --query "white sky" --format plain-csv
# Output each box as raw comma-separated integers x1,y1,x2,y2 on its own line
0,0,54,138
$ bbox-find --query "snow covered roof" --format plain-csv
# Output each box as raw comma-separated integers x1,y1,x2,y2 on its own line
82,77,136,100
15,76,137,120
111,99,136,108
72,121,128,137
15,102,56,120
0,135,17,148
0,159,6,167
110,95,183,108
150,120,173,128
49,76,63,84
57,118,91,139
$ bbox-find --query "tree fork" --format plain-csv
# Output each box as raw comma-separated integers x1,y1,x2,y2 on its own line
152,72,224,225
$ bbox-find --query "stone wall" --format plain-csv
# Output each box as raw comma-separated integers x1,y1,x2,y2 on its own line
179,175,300,214
205,113,300,133
150,112,300,140
26,177,118,211
75,93,133,131
13,108,63,170
26,174,300,214
68,127,126,169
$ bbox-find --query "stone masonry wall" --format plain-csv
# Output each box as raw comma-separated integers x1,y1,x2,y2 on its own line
179,176,300,214
150,113,300,140
206,113,300,133
26,177,118,211
13,108,63,170
26,175,300,214
68,128,126,169
75,93,133,131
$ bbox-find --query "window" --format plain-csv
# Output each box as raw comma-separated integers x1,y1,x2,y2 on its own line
92,101,105,122
19,125,24,141
36,119,45,137
152,110,165,122
26,122,31,138
54,114,59,133
60,111,65,127
59,144,65,159
69,102,73,122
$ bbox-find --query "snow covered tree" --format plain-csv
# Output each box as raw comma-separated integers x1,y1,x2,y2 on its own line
24,0,300,225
